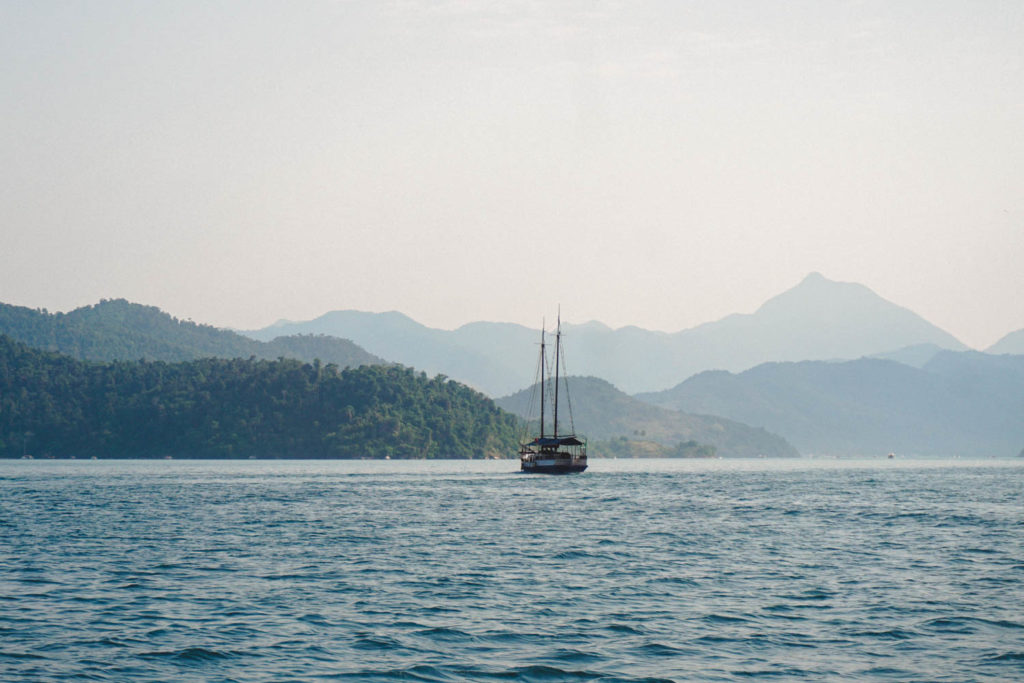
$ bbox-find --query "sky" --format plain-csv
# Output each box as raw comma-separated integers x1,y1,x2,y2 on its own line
2,1,1022,350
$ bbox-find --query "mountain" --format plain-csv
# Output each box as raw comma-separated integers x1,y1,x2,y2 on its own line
636,352,1024,457
0,300,384,369
243,273,967,394
0,335,517,459
246,310,539,396
262,335,386,369
495,376,799,458
987,328,1024,354
869,343,945,368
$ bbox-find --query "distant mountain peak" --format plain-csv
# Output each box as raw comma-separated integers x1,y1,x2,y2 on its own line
758,272,915,320
794,272,863,290
764,271,867,301
235,273,969,394
988,328,1024,354
564,320,612,333
802,271,827,283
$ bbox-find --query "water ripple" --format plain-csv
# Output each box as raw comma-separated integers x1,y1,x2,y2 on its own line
2,458,1023,681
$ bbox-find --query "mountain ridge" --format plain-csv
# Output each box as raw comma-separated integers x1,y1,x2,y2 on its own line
635,351,1024,457
0,299,385,369
987,328,1024,354
495,376,799,458
243,273,968,394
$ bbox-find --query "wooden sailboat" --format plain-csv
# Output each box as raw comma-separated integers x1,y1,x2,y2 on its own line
519,315,587,474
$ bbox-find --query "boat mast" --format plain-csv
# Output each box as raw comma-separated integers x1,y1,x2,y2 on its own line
539,322,545,439
553,312,561,438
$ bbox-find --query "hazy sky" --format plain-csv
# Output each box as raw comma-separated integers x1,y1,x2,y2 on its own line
2,1,1022,349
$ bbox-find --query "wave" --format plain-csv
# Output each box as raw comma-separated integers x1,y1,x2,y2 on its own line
923,616,1024,633
412,626,476,643
983,652,1024,663
8,458,1024,682
139,647,239,663
0,650,49,661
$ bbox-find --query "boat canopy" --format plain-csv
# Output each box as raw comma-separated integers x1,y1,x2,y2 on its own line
529,436,584,447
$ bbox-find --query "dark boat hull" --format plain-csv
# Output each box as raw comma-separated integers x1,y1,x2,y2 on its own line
521,463,587,474
520,458,587,474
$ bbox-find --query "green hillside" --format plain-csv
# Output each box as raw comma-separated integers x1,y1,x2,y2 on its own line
0,335,518,459
496,376,798,458
0,299,384,368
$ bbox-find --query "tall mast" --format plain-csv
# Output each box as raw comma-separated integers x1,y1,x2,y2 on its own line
539,322,545,439
553,312,561,438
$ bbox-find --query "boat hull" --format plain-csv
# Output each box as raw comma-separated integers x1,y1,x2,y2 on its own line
520,455,587,474
521,462,587,474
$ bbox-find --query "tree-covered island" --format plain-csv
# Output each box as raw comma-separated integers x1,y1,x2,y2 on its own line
0,335,519,459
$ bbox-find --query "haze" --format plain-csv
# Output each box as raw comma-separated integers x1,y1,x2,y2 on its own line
2,1,1021,349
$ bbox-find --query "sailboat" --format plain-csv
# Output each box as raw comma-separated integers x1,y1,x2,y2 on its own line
519,315,587,474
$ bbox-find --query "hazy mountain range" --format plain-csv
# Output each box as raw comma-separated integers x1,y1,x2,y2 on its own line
636,351,1024,457
495,376,798,458
0,299,384,369
0,298,800,458
244,273,972,395
3,272,1022,458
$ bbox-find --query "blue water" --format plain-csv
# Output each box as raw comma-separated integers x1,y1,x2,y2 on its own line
2,458,1023,682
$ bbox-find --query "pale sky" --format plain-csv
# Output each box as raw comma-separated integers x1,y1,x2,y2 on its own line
2,1,1022,349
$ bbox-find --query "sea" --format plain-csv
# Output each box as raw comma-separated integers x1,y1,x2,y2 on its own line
2,457,1023,682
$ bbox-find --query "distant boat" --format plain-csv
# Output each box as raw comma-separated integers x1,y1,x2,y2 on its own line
518,314,587,474
888,452,895,459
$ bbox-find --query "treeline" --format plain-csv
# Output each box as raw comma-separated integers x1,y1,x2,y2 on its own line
0,335,519,459
0,299,383,368
588,437,717,459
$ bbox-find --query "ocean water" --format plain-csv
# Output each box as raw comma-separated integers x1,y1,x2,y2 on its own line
2,458,1023,682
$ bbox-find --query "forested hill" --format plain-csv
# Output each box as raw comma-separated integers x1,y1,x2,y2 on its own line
496,376,798,458
0,335,519,459
0,299,384,369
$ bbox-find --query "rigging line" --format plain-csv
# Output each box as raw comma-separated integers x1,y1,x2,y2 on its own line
520,348,542,443
542,341,554,435
540,322,547,439
559,337,577,436
553,314,561,438
521,324,545,443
